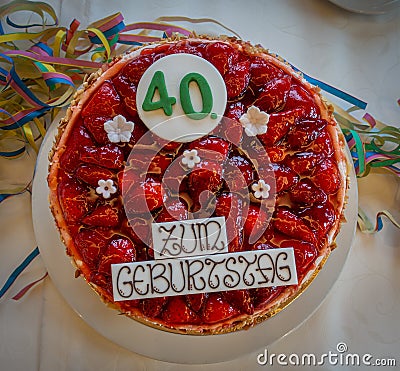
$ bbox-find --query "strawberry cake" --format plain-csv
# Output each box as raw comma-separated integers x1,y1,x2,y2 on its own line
48,36,348,334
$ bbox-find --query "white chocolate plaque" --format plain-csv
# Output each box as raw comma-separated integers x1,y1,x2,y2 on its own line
151,217,229,260
111,248,298,301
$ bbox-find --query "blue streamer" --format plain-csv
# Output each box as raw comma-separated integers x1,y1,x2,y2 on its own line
0,106,50,130
0,247,40,299
34,41,54,56
0,146,25,157
289,64,368,110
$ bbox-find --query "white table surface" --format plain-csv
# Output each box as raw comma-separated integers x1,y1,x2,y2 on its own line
0,0,399,370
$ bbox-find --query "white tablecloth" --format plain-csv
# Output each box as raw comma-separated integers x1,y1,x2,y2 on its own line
1,0,399,370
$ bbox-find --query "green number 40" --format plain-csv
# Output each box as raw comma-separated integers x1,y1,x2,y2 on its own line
142,70,216,120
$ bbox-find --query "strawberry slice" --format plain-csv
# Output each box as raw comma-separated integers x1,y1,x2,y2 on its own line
250,56,285,87
285,151,323,175
89,272,111,293
81,81,122,117
189,136,230,162
141,297,168,318
205,41,238,76
75,164,115,187
58,175,91,223
311,158,341,194
224,59,251,99
215,192,244,252
286,118,327,149
81,144,124,170
289,178,327,205
74,228,112,269
129,120,151,146
59,126,94,173
124,176,165,214
156,199,188,222
273,207,317,244
258,107,304,147
280,240,317,280
243,204,270,244
167,40,203,57
214,117,243,145
185,293,207,313
112,74,138,119
83,116,111,145
82,204,120,227
266,146,285,163
253,75,292,112
188,159,223,211
309,130,334,157
224,100,245,121
97,236,136,275
118,167,140,196
121,54,153,85
162,296,201,325
149,153,176,175
272,163,299,193
284,83,320,119
223,289,254,315
201,294,239,324
147,43,170,56
298,202,336,238
121,217,152,252
224,153,255,187
251,286,284,309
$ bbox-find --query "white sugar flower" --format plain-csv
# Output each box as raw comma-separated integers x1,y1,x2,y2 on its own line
239,105,270,137
181,149,201,169
104,115,134,143
252,179,270,199
96,179,117,199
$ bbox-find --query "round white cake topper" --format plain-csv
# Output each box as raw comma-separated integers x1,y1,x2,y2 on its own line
136,53,227,142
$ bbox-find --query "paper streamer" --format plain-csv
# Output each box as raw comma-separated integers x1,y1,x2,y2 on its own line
357,209,400,234
11,272,48,300
0,246,41,300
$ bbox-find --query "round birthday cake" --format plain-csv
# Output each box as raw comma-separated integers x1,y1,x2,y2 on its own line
48,36,348,334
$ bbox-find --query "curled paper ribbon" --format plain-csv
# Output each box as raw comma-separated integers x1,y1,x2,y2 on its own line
333,103,400,178
357,209,400,234
0,246,43,300
11,272,48,301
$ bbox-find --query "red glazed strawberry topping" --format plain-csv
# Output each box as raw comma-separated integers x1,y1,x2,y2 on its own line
253,75,292,112
202,294,239,324
121,54,153,85
311,158,341,194
162,296,201,324
250,56,285,87
273,207,317,244
97,236,136,275
82,204,120,227
284,83,319,118
224,59,251,99
81,81,122,117
141,297,168,319
286,118,327,149
58,175,92,223
81,144,125,170
75,164,115,187
258,108,304,147
205,41,238,76
289,178,327,205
